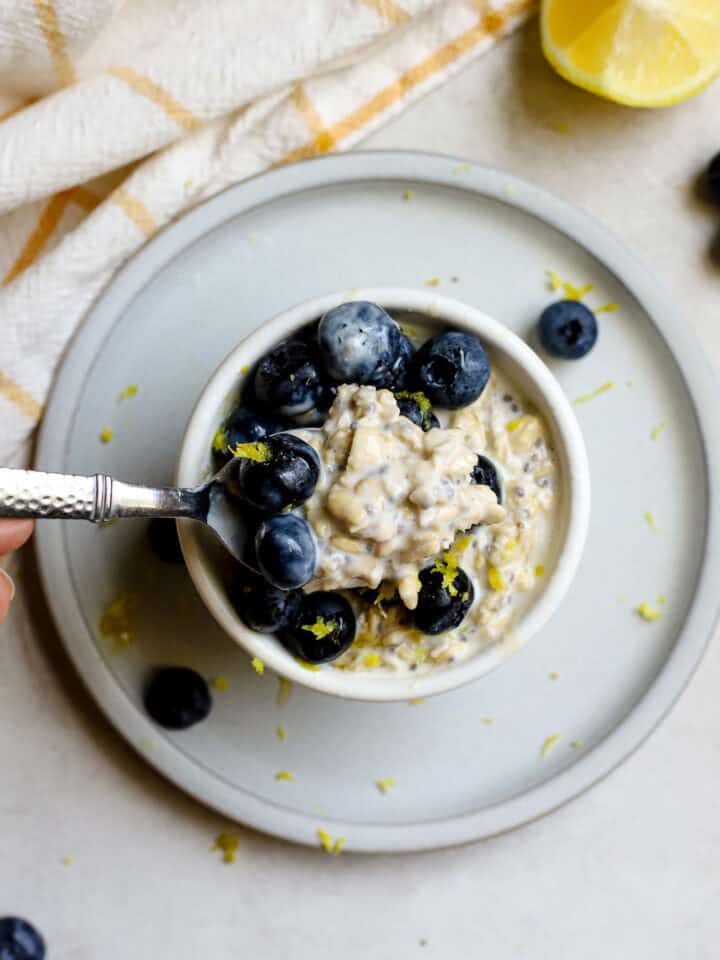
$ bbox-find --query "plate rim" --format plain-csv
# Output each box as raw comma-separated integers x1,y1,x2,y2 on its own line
34,150,720,852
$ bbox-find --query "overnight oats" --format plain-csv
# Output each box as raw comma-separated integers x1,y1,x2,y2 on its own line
211,301,559,674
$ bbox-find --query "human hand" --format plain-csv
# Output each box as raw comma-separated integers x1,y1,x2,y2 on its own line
0,520,34,623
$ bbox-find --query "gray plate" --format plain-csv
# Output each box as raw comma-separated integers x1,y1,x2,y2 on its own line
35,151,720,852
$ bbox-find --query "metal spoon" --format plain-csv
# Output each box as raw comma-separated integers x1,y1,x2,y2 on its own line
0,428,321,582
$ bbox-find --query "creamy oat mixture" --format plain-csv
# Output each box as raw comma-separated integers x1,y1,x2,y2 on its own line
300,368,558,673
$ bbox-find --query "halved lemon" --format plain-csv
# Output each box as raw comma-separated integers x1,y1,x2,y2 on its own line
541,0,720,107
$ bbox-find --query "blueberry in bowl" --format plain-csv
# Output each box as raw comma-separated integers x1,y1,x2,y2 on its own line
318,300,401,386
394,390,440,431
212,407,284,464
278,591,356,663
470,455,502,504
253,338,331,422
227,433,320,513
228,571,302,633
410,330,490,408
413,562,474,635
254,513,317,590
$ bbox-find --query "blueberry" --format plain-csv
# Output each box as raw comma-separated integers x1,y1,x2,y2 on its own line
378,333,415,390
228,571,302,633
143,667,211,730
410,331,490,409
413,563,474,635
279,591,355,662
253,338,329,421
254,514,317,590
538,300,598,360
212,407,284,464
395,390,440,431
147,518,184,564
229,433,319,513
0,918,45,960
318,301,401,385
706,152,720,206
470,455,502,504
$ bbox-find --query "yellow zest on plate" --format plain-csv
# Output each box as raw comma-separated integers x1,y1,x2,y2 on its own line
425,277,441,287
545,268,594,300
650,419,668,441
99,426,113,444
250,656,265,675
375,776,397,795
595,303,618,314
211,676,229,692
276,724,287,742
409,697,425,706
274,770,295,782
482,716,494,725
62,855,73,866
212,832,240,864
99,592,139,649
117,384,139,401
402,189,413,201
549,671,559,681
574,381,615,405
452,163,472,174
570,740,583,750
637,601,662,622
277,677,293,706
540,734,561,758
644,511,657,531
317,828,346,855
541,0,720,108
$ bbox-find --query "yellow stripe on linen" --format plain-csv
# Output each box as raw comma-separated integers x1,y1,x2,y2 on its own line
34,0,76,86
358,0,411,25
110,188,158,238
0,372,43,422
107,66,203,133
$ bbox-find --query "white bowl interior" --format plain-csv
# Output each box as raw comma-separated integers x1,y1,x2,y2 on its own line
177,288,590,702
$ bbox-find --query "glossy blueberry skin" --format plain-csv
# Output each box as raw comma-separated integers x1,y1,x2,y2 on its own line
279,591,356,662
143,668,211,730
253,338,329,420
318,301,401,386
229,571,302,633
378,333,415,390
470,455,502,504
413,565,474,635
538,300,598,360
395,393,440,432
410,331,490,409
0,917,45,960
147,518,184,564
706,152,720,206
213,407,284,464
231,433,320,513
254,514,317,590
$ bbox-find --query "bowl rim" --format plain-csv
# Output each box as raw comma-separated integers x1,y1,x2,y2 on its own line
177,286,591,702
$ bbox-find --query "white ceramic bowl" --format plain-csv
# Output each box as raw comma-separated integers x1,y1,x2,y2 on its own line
177,287,590,702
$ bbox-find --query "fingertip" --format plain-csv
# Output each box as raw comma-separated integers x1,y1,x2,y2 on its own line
0,519,34,555
0,568,14,623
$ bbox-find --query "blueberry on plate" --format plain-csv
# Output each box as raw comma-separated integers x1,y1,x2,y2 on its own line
254,514,317,590
228,571,302,633
253,338,329,421
395,390,440,432
230,433,320,513
212,407,284,463
538,300,598,360
0,917,45,960
147,518,184,564
317,301,401,386
410,331,490,409
144,667,212,730
470,455,502,504
706,152,720,206
378,333,415,390
413,563,474,635
279,591,356,663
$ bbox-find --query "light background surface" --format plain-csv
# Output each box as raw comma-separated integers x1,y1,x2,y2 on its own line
3,20,720,959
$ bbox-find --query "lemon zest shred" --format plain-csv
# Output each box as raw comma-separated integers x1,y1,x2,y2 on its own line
62,855,73,866
375,776,397,795
211,676,229,692
277,677,293,706
414,648,428,664
570,740,583,750
637,601,661,622
452,163,472,174
541,734,561,758
277,724,287,742
595,303,618,314
99,592,139,649
431,552,460,596
506,416,525,433
650,419,668,441
99,427,113,444
295,658,321,671
409,697,425,706
487,566,505,592
301,617,336,640
402,189,413,201
549,671,559,681
363,652,381,668
454,534,472,553
251,656,265,675
658,594,666,606
534,564,545,578
425,277,441,287
212,427,228,453
574,381,615,405
546,268,562,291
644,511,657,530
482,716,494,725
117,384,139,401
274,770,295,782
240,364,250,374
212,832,240,864
230,441,271,462
317,828,345,855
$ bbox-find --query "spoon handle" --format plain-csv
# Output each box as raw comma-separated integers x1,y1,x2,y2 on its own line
0,468,202,522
